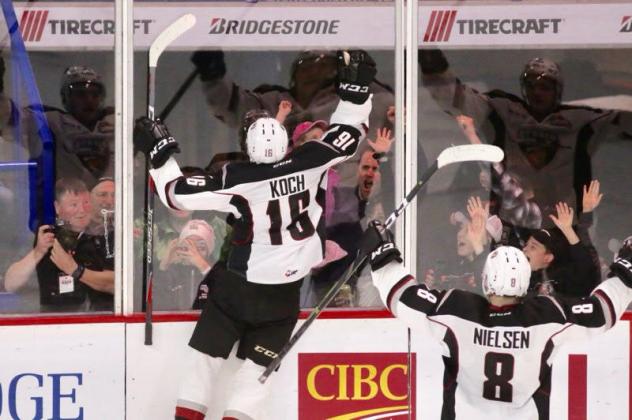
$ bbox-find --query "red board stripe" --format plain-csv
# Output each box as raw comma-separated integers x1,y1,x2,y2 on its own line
568,354,587,420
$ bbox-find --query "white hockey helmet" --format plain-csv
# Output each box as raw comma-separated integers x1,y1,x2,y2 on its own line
245,117,288,164
482,246,531,298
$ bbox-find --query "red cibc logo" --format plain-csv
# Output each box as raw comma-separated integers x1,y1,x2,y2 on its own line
298,353,416,420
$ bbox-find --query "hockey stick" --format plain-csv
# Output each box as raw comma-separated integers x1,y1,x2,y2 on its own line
158,68,199,122
143,13,196,346
259,144,504,382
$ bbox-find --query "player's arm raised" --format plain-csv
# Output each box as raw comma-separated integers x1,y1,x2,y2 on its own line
361,221,448,331
553,238,632,343
134,117,234,213
298,50,375,167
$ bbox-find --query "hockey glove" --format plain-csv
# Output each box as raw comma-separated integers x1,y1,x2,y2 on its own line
336,50,376,105
361,220,402,271
610,236,632,287
134,117,180,169
191,50,226,81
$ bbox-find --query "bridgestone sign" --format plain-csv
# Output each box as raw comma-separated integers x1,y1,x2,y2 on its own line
209,18,340,35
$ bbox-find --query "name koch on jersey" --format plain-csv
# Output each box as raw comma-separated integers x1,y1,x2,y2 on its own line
270,174,305,198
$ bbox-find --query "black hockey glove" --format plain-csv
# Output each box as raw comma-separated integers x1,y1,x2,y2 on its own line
134,117,180,169
361,220,402,271
336,49,376,105
418,49,449,75
610,236,632,287
191,50,226,81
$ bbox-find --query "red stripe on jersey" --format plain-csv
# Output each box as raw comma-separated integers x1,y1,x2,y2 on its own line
164,178,181,210
568,354,587,420
593,289,616,327
386,275,415,311
175,406,205,420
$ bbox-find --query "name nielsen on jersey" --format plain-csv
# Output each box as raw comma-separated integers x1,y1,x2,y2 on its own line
474,328,530,349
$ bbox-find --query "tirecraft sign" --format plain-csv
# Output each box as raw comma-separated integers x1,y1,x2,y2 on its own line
298,353,415,420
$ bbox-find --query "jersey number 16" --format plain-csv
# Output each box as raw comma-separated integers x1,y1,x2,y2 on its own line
266,190,315,245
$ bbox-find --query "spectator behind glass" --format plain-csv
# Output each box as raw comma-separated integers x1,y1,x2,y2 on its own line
157,219,215,310
308,149,385,308
420,50,632,232
523,198,601,297
19,65,114,229
3,178,114,312
87,177,115,237
191,49,392,137
190,49,394,189
425,197,500,293
289,119,341,226
456,115,542,240
134,166,228,310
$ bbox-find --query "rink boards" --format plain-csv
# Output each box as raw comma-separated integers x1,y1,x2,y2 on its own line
0,312,630,419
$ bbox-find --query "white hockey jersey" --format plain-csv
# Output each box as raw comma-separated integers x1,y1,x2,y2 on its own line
372,260,632,420
151,104,367,284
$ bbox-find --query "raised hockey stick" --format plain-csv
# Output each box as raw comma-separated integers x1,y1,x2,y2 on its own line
143,13,196,346
259,143,504,382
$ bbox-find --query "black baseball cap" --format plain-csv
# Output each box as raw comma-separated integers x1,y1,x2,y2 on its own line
530,228,569,263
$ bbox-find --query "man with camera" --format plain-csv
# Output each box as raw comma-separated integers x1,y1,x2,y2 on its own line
3,178,114,312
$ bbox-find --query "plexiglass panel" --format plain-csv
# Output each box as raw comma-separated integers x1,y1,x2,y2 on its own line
1,1,115,314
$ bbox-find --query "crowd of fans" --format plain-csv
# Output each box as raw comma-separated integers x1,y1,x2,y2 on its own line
0,46,630,314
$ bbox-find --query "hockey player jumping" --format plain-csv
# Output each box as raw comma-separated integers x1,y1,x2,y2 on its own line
135,50,376,420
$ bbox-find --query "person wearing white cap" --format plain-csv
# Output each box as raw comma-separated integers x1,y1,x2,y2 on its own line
156,219,215,311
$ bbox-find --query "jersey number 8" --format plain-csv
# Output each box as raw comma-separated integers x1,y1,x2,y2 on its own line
483,352,514,403
571,303,593,314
